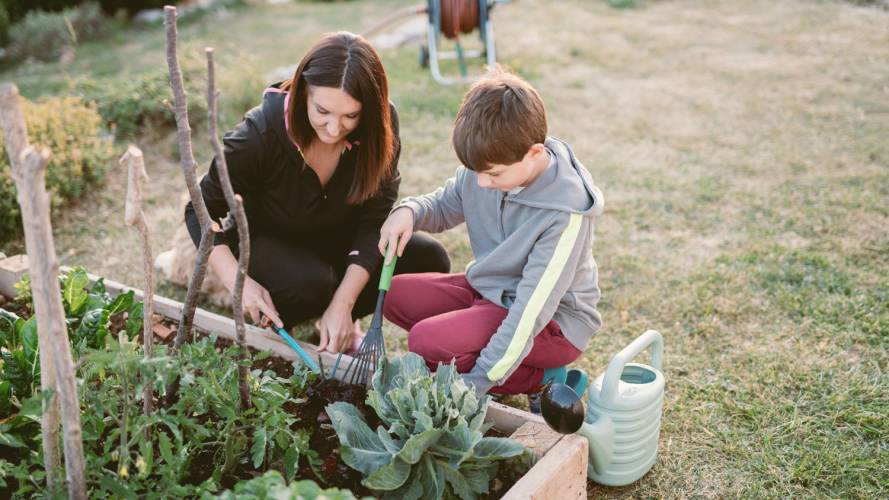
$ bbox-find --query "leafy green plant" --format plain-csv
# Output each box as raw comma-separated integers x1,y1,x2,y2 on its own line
0,95,113,240
212,470,360,500
0,309,38,417
327,353,524,499
172,340,313,484
59,267,142,351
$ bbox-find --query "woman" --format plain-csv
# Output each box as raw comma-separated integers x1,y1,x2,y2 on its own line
185,32,450,353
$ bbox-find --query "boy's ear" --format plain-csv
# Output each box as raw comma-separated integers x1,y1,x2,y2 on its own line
527,143,547,159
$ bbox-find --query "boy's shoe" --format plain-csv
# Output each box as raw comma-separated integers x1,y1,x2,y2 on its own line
529,366,568,415
565,368,589,397
542,366,568,386
527,391,542,415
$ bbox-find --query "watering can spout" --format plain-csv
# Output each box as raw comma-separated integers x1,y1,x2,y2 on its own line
577,412,614,475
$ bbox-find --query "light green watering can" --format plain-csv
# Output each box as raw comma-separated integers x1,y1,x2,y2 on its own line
542,330,664,486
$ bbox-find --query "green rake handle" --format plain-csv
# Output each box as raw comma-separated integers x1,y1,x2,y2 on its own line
379,245,398,291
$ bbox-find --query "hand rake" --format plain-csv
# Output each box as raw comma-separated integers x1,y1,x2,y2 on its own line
337,246,398,385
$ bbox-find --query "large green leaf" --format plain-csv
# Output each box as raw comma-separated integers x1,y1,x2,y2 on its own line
0,309,20,350
326,402,391,475
460,465,494,495
251,427,267,468
377,428,403,455
363,456,411,491
62,267,90,314
0,381,11,415
395,428,444,465
418,454,445,499
105,291,134,316
441,461,477,500
472,437,525,460
19,316,38,366
434,423,479,466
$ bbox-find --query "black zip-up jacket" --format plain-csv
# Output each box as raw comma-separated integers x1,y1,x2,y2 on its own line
184,83,401,275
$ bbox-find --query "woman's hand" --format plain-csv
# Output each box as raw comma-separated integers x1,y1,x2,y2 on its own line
242,276,283,328
378,207,414,264
316,300,354,353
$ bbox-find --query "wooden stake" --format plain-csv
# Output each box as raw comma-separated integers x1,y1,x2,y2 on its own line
0,83,62,492
206,48,252,409
4,104,87,497
121,145,155,424
163,6,215,353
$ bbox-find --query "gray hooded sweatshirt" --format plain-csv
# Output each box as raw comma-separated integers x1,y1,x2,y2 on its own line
398,137,604,395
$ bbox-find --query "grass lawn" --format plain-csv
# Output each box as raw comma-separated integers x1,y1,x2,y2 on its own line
2,0,887,497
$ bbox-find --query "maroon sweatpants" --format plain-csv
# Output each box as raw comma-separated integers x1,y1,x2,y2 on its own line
383,273,582,395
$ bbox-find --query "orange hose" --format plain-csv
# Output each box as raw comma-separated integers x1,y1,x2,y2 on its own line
440,0,481,40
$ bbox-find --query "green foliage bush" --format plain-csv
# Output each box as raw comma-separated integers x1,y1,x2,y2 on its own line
0,95,113,241
6,2,107,62
0,2,11,46
73,69,206,139
71,52,265,138
3,1,179,23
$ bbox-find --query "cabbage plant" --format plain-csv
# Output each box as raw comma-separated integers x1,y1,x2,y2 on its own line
326,353,524,499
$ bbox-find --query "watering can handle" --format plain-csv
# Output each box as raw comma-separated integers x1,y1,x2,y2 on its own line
598,330,663,405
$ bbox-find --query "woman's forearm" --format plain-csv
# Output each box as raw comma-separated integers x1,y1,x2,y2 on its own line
331,264,371,309
208,244,239,292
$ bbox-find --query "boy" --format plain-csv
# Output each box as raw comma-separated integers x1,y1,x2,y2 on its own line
378,69,604,400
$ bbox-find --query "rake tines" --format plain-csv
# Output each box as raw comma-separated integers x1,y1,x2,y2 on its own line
336,246,397,387
341,326,386,386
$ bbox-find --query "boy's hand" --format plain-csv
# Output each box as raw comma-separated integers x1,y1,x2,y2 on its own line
378,207,414,265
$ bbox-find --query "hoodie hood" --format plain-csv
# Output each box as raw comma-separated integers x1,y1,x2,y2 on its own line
508,137,604,216
253,82,300,153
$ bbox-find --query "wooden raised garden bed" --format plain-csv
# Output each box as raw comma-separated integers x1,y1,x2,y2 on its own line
0,254,588,498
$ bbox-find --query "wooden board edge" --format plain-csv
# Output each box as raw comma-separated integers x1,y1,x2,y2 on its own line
501,433,588,499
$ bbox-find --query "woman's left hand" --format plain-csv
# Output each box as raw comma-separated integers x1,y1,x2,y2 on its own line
316,301,354,353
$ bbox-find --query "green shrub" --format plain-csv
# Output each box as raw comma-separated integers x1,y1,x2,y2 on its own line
6,2,107,62
72,53,264,138
73,69,205,138
0,95,113,240
0,2,11,47
4,1,179,23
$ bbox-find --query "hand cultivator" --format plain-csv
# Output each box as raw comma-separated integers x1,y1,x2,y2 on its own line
270,324,321,373
337,247,398,386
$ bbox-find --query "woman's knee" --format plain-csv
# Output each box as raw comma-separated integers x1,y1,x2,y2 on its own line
403,233,450,274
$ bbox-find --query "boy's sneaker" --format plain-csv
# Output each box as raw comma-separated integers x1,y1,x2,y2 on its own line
528,366,568,415
527,391,542,415
565,369,589,397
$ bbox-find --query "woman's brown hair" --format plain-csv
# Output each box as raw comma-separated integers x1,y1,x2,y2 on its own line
281,32,395,204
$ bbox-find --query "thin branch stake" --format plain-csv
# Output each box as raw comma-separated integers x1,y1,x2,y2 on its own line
206,47,252,409
9,125,87,497
164,6,215,353
0,83,62,492
121,145,155,426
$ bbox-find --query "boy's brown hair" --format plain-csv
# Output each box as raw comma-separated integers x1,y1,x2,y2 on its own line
451,68,547,172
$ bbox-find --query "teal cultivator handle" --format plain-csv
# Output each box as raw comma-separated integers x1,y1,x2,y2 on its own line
272,325,320,373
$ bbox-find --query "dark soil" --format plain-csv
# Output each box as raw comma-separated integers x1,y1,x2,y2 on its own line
290,378,379,495
0,294,30,318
